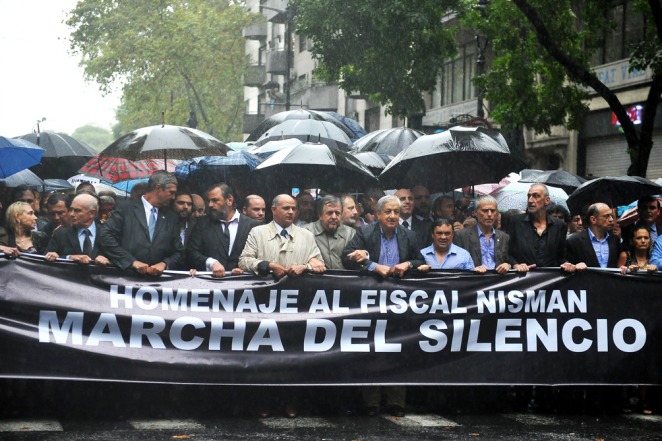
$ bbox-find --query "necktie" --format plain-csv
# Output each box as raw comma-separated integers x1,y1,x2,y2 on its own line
403,220,410,229
280,229,288,239
222,221,230,239
148,207,157,241
82,229,92,256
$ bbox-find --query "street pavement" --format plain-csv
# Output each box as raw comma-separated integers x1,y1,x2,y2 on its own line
1,382,661,440
1,412,661,440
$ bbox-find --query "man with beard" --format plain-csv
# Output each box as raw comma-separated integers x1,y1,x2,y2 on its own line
340,194,360,228
303,195,355,269
100,171,184,275
242,194,266,224
173,192,193,245
187,183,259,277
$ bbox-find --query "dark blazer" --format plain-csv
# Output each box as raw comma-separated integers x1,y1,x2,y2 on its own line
504,213,568,267
410,216,432,248
99,199,184,271
341,223,424,271
453,225,511,268
566,229,621,268
45,221,104,258
186,213,259,271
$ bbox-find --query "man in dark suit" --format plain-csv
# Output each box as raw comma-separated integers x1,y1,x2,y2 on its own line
44,193,110,265
454,195,512,274
395,188,432,247
341,194,424,417
567,202,621,269
99,170,184,276
342,194,425,277
187,183,259,277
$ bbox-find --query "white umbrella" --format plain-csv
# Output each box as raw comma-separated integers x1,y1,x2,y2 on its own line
494,181,569,212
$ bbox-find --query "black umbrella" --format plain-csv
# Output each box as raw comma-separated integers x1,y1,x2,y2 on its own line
566,176,662,214
98,125,229,167
351,127,424,157
0,168,44,188
379,126,526,192
17,132,97,179
252,142,377,193
519,169,587,193
246,109,361,142
254,119,353,151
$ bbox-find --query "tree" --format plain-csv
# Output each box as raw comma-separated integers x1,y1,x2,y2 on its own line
295,0,661,176
292,0,460,124
67,0,256,141
72,124,114,151
466,0,662,177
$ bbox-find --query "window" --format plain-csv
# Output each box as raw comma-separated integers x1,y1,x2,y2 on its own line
591,0,646,65
436,44,476,107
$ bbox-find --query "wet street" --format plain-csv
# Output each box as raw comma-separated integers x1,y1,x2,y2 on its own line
1,381,661,440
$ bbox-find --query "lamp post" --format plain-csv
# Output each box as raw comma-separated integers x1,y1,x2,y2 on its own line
260,5,295,111
475,0,489,119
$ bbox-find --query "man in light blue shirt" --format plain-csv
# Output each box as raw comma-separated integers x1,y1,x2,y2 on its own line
420,219,474,270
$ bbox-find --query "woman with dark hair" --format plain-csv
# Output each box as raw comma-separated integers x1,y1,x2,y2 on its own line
617,225,657,274
5,202,48,254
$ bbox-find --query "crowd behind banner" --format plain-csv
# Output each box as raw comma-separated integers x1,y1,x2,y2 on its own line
1,173,661,417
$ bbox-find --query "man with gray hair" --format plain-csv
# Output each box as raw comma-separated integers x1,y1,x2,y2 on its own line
504,183,575,273
303,195,355,269
453,195,512,274
44,193,110,265
341,195,424,417
100,170,184,276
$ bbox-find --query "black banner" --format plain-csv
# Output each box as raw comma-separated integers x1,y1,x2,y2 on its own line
1,254,661,385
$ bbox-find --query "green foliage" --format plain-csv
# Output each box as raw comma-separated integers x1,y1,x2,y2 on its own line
67,0,256,140
293,0,460,118
71,124,114,151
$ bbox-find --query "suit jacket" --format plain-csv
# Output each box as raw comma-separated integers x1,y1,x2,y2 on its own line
410,216,432,247
341,223,424,271
566,229,620,268
45,221,104,258
453,225,510,268
99,199,184,271
186,213,259,271
504,213,568,267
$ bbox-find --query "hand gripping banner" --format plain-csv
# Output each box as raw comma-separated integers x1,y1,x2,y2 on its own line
1,254,661,385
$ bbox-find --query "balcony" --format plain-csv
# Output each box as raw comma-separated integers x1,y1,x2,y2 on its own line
242,21,267,40
261,0,289,23
243,65,266,87
290,78,339,110
266,50,288,75
243,113,265,135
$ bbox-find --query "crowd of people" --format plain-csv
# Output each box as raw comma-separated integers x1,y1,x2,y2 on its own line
1,171,660,417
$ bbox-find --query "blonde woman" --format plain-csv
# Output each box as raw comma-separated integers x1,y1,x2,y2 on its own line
5,201,48,254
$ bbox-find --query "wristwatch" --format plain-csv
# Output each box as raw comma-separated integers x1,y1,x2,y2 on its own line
406,261,413,270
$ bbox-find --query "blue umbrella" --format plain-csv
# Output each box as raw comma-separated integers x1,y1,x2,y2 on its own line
326,112,367,140
103,178,149,193
176,151,263,191
0,136,44,178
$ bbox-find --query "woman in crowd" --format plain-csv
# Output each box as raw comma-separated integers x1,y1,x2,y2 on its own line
617,226,657,274
5,201,48,254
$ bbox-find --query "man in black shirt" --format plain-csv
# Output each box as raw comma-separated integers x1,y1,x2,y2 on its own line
504,183,576,273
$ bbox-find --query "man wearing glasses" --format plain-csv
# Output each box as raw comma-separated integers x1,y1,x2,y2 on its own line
566,202,621,269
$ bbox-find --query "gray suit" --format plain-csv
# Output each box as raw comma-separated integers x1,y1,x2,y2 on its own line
453,225,511,268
